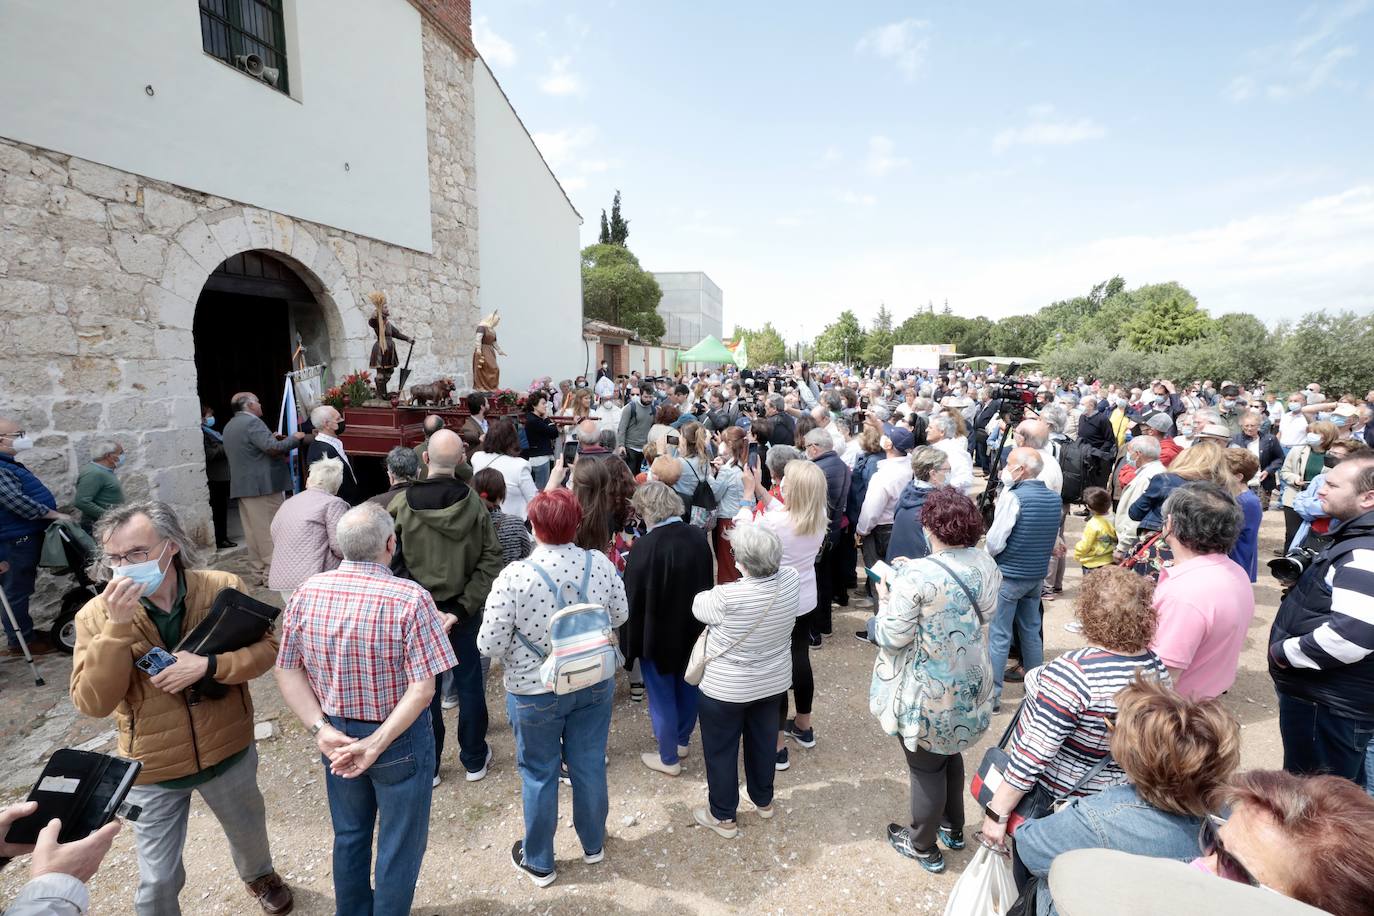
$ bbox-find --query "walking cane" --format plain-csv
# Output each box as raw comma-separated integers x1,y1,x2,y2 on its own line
0,586,44,686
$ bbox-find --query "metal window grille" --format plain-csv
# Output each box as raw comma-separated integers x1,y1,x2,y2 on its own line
200,0,289,94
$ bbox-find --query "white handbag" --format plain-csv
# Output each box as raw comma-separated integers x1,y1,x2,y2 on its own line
683,592,777,687
942,844,1018,916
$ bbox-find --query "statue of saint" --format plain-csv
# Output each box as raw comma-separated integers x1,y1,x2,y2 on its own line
472,310,505,391
367,291,413,399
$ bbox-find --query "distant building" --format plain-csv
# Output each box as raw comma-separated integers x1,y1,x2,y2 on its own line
652,271,722,348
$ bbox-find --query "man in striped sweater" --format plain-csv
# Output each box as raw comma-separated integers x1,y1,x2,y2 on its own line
985,447,1062,706
1269,454,1374,785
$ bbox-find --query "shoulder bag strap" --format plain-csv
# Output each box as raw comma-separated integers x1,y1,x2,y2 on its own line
705,588,779,663
578,549,594,603
1055,753,1115,803
924,555,986,625
512,557,569,661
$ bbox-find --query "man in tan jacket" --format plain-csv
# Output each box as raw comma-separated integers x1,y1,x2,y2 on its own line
71,501,293,916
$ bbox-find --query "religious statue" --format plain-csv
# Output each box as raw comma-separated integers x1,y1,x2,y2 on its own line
367,291,413,399
472,310,505,392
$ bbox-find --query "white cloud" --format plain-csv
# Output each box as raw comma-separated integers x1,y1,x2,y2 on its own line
540,57,583,96
560,176,588,192
856,19,931,81
531,126,596,170
818,145,843,167
1225,0,1368,102
473,16,516,69
864,135,910,177
836,190,877,206
993,107,1106,151
579,159,611,174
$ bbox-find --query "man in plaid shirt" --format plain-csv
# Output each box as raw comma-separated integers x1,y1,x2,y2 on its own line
0,416,71,655
275,502,457,916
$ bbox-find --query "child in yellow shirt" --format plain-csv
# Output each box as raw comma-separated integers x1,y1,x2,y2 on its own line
1067,487,1117,633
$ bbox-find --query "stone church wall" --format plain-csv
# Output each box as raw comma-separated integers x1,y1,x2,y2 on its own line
0,20,478,568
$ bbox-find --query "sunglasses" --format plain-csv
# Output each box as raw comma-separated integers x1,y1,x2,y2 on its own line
1197,815,1266,889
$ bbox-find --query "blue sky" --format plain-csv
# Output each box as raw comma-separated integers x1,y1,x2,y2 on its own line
475,1,1374,341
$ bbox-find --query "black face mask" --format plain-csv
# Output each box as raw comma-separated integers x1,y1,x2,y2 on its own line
1324,453,1341,469
335,420,347,436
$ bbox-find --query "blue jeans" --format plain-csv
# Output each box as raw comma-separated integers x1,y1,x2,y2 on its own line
989,575,1045,695
1277,691,1374,785
324,709,435,916
640,658,699,765
506,680,614,873
444,611,490,772
0,534,41,646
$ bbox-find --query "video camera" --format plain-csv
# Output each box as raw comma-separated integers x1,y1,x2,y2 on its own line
986,362,1036,426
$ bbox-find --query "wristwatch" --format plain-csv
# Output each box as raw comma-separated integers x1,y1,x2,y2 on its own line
309,718,327,736
984,804,1011,825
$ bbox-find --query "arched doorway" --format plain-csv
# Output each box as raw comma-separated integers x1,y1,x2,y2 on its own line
192,250,334,425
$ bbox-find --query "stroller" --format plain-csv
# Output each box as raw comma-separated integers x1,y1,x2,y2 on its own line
37,520,101,654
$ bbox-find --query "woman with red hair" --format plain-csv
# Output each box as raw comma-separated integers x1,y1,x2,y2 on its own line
478,488,629,888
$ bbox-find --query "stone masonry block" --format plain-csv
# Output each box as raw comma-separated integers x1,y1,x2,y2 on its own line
207,213,251,257
112,232,168,279
142,187,197,232
175,219,227,273
51,399,104,432
144,284,195,329
68,158,137,202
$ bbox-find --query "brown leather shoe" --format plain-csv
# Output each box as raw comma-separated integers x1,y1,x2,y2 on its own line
5,635,55,657
245,873,293,914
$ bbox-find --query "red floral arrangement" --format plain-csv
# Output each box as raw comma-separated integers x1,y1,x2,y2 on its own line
321,370,374,408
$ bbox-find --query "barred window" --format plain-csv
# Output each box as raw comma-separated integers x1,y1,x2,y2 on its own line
200,0,290,94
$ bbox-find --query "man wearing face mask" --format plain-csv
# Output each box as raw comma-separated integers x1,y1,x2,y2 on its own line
0,417,70,656
74,440,126,534
71,500,293,915
305,404,360,505
616,385,657,476
984,447,1061,707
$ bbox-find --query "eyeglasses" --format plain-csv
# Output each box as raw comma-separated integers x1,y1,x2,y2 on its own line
1197,815,1266,889
105,539,166,566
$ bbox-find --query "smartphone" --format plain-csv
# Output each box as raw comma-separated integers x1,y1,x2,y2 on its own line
136,647,177,676
666,434,680,446
865,560,896,583
561,441,578,465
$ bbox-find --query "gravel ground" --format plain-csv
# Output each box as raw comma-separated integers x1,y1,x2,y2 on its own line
0,500,1287,915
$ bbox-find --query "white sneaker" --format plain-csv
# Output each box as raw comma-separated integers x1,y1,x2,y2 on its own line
1064,620,1083,633
432,773,442,788
641,752,681,777
693,807,738,839
676,744,690,758
583,848,604,864
465,747,493,782
441,696,459,710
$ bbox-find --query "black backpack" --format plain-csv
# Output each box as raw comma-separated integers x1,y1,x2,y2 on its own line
1057,438,1090,504
681,459,718,527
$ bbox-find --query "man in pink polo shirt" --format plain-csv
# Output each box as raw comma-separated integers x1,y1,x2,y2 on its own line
1151,482,1255,699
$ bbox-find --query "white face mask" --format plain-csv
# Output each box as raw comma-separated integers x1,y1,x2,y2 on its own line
8,435,33,452
1306,433,1322,446
1000,468,1016,489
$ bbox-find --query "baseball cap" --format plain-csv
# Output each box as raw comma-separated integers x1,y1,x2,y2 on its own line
888,427,916,455
734,416,752,431
1143,413,1173,434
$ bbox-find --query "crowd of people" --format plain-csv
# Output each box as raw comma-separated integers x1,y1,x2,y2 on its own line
2,361,1374,914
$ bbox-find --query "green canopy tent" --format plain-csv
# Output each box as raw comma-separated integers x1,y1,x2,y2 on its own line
678,334,739,365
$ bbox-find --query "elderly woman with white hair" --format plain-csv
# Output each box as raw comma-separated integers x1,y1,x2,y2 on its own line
925,413,975,494
690,523,801,839
268,457,349,600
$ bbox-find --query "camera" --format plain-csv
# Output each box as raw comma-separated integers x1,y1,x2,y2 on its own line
985,361,1036,426
1268,546,1320,585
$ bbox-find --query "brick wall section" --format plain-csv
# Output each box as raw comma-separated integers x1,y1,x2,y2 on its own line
407,0,475,57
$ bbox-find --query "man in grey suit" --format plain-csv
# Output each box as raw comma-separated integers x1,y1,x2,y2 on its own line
223,391,303,585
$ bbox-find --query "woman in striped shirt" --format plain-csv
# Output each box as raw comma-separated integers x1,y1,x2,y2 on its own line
690,524,801,839
979,566,1170,850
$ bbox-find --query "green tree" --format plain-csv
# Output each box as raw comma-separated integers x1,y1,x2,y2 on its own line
608,190,629,246
598,210,610,244
731,323,787,367
1276,311,1374,394
813,310,867,364
862,304,895,365
987,315,1048,357
1122,284,1213,350
581,243,664,342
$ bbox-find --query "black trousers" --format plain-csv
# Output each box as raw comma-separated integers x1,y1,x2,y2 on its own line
624,448,643,477
835,526,859,597
208,479,230,543
901,741,965,850
861,525,893,599
779,614,814,726
810,539,834,638
700,692,785,821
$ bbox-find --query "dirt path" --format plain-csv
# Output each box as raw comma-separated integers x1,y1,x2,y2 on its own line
0,505,1287,914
